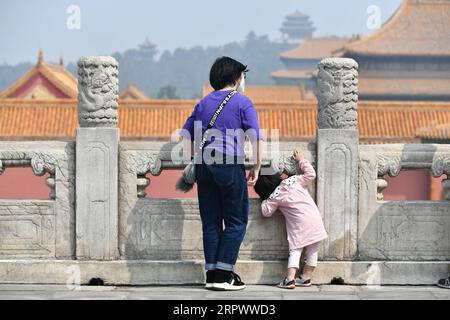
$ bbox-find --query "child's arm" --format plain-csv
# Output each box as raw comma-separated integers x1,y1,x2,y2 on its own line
261,198,278,218
296,159,316,186
292,149,316,187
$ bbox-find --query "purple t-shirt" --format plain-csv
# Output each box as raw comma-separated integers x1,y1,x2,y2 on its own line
181,90,260,156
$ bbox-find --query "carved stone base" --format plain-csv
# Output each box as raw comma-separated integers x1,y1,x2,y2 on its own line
0,260,447,285
119,198,288,260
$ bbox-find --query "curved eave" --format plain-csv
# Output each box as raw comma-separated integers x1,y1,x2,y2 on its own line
0,67,38,98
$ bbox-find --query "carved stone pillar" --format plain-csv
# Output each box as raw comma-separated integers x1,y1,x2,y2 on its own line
76,56,120,260
315,58,359,260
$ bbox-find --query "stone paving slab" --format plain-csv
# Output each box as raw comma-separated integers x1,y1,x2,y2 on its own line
0,285,448,300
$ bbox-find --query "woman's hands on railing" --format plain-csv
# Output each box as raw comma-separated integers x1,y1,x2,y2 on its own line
247,139,261,186
247,167,259,186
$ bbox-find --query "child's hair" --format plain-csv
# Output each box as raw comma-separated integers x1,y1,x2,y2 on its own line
254,173,283,200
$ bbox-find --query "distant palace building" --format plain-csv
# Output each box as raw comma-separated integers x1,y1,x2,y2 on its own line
279,10,315,44
0,50,149,101
272,37,349,87
119,84,150,100
338,0,450,101
201,83,316,101
0,50,78,99
274,0,450,102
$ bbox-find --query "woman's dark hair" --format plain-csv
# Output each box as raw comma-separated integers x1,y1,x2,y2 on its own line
254,173,283,201
209,56,248,91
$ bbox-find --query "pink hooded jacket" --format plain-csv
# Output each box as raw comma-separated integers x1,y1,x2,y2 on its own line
261,159,328,250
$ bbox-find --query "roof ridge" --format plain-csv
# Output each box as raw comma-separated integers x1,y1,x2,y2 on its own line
39,64,78,98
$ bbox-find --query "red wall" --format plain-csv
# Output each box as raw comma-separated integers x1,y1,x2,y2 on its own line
146,169,259,199
0,167,444,201
430,174,447,200
383,170,431,200
0,167,50,199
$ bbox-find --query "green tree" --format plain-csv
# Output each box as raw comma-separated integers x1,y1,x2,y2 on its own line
157,85,180,99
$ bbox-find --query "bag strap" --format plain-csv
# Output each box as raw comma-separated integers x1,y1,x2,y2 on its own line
198,90,237,151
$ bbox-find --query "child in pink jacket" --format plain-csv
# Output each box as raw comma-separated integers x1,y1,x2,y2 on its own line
254,149,328,289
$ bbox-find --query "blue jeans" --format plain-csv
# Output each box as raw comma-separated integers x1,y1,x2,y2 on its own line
195,158,249,272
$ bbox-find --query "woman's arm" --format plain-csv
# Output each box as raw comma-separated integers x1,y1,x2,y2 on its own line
241,97,261,186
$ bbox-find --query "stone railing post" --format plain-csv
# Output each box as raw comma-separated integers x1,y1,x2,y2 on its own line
316,58,359,260
76,56,119,260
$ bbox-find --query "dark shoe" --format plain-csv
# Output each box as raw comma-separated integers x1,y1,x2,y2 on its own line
205,270,215,289
212,270,246,291
277,277,295,289
295,276,312,287
437,276,450,289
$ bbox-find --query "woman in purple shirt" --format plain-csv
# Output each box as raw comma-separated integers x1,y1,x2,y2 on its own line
181,57,261,291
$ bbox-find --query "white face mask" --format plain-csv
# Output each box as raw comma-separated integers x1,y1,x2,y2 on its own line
237,74,245,93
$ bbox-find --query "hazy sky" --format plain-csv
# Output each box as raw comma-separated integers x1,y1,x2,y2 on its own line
0,0,402,65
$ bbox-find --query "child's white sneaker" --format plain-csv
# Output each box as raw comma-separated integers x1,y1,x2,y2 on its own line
295,276,312,287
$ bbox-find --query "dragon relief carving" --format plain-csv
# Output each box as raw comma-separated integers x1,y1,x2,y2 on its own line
30,152,58,200
316,58,358,130
132,153,163,176
30,153,57,176
77,56,119,127
376,153,400,201
377,154,402,178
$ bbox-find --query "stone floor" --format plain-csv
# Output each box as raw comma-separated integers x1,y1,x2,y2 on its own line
0,284,448,300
